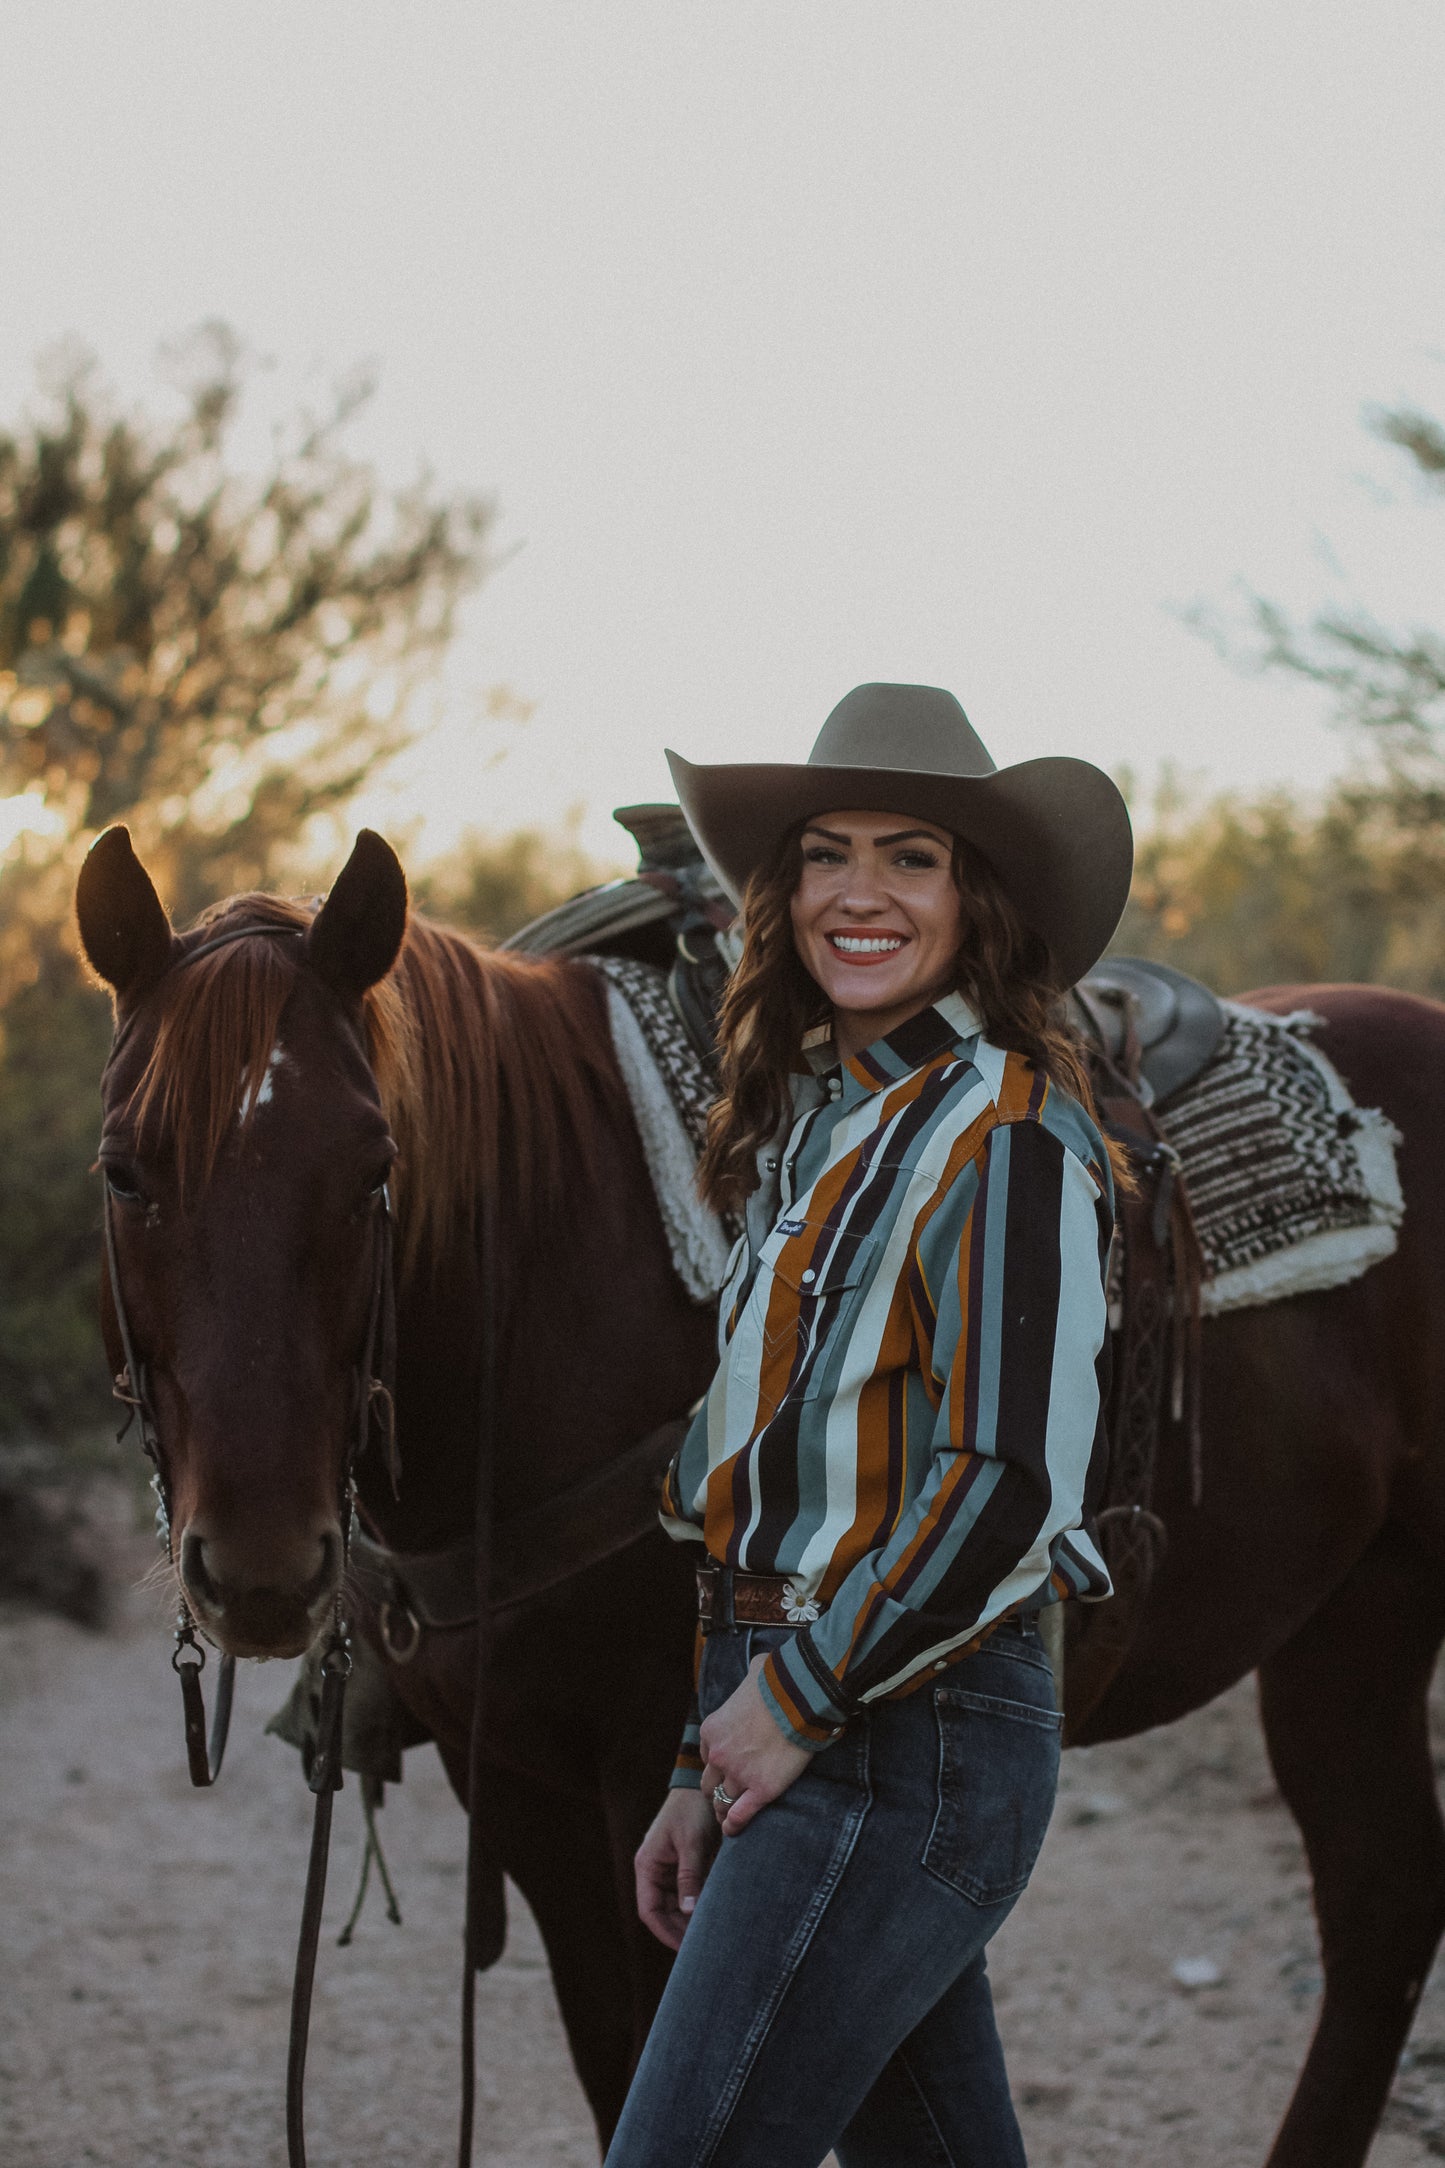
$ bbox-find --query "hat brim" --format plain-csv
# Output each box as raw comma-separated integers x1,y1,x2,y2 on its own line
665,751,1133,991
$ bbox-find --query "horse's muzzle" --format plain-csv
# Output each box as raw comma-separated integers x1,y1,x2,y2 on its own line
178,1523,344,1658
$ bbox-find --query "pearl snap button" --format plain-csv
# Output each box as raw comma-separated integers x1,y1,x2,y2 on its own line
801,1268,815,1284
934,1660,947,1671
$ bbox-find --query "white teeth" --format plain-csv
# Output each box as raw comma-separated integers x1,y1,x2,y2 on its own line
830,935,904,954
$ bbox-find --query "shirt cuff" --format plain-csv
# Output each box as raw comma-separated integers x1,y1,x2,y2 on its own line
759,1634,851,1750
669,1700,704,1789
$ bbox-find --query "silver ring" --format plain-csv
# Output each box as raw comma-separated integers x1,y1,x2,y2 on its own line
712,1783,735,1810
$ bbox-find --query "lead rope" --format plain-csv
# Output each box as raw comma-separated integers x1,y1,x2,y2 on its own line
286,1614,352,2168
286,1192,393,2168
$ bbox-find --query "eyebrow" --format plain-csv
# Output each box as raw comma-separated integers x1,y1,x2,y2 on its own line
803,823,950,847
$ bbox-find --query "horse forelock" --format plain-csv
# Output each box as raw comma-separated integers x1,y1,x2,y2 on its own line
116,895,621,1287
121,895,320,1199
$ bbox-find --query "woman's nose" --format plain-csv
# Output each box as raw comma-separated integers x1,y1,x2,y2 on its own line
837,881,888,915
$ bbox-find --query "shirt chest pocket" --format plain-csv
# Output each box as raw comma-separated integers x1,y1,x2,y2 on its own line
751,1222,879,1412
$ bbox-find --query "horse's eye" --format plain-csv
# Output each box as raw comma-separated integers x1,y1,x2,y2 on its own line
104,1164,146,1205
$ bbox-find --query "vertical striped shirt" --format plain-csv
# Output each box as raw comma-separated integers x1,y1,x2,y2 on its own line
661,991,1114,1779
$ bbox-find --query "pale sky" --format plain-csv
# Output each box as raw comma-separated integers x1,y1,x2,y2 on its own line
2,2,1443,866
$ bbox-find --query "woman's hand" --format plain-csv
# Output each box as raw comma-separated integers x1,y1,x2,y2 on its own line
699,1654,814,1836
634,1788,720,1950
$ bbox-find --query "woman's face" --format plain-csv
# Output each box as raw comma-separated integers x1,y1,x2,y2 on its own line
789,810,964,1057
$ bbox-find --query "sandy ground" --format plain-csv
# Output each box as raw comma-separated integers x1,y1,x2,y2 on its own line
4,1543,1445,2168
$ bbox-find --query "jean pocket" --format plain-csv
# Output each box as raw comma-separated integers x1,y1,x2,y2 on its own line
923,1686,1062,1907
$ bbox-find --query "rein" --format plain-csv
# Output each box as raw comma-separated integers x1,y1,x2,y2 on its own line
102,920,397,2168
458,1186,501,2166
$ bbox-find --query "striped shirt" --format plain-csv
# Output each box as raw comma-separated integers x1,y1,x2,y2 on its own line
661,990,1114,1781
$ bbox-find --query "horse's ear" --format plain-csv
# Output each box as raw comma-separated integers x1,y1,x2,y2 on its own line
307,830,408,997
76,827,175,999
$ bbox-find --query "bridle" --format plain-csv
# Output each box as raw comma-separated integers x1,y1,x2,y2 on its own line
102,919,398,2166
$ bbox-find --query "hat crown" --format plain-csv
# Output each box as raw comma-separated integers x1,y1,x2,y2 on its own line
810,683,997,781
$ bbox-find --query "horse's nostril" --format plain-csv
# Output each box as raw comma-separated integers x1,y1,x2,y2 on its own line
180,1529,219,1605
305,1527,343,1604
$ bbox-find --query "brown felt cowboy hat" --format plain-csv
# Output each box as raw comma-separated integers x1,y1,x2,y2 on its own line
667,682,1133,991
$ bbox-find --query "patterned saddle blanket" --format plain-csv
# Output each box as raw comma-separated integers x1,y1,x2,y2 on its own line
1153,1001,1403,1314
587,955,734,1304
593,964,1404,1318
511,810,1405,1318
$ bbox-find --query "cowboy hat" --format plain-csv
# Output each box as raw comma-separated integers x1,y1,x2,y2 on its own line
666,682,1133,990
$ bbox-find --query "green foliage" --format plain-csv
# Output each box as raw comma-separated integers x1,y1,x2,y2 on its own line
0,959,115,1435
1114,774,1445,996
0,325,493,988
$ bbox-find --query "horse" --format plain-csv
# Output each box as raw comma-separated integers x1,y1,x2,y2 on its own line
76,825,1445,2168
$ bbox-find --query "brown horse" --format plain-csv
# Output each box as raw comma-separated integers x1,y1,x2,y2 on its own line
77,826,1445,2167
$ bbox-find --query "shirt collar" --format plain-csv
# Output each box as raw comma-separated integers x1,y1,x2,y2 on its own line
802,990,984,1102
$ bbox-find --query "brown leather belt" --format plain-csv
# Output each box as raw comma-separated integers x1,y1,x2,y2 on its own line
697,1563,817,1631
697,1560,1036,1642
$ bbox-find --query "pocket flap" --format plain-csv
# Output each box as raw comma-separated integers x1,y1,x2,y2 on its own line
763,1221,877,1299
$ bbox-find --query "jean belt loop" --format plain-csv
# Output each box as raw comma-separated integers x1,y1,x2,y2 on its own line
718,1563,737,1636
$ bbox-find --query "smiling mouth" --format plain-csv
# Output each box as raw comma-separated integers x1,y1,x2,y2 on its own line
827,932,908,959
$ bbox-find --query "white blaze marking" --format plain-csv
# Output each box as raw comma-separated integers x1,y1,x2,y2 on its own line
239,1043,286,1121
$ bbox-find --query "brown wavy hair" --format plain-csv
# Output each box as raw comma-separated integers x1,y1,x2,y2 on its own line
696,823,1129,1214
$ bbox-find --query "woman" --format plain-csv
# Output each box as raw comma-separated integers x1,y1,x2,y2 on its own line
606,683,1133,2168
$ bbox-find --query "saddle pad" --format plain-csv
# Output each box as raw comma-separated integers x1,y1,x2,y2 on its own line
1160,1003,1404,1314
589,956,735,1303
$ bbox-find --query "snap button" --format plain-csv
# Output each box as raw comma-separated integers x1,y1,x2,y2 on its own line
933,1660,947,1672
801,1268,815,1284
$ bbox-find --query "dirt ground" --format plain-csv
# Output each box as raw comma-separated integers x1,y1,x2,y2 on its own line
4,1531,1445,2168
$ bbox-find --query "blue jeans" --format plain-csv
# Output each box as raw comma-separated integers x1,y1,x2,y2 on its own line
605,1619,1061,2168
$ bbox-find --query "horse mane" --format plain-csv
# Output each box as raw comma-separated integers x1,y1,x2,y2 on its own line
124,893,624,1284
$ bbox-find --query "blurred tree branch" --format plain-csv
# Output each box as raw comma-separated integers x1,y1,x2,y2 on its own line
1185,400,1445,779
1135,393,1445,995
0,324,495,993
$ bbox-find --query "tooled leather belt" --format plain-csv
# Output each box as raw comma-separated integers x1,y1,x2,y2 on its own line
696,1562,821,1631
696,1560,1035,1642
